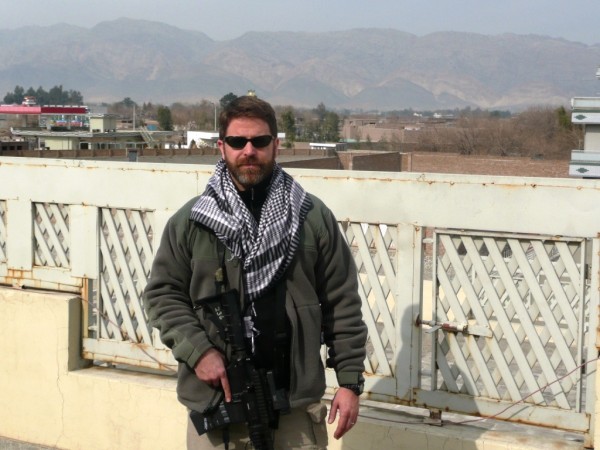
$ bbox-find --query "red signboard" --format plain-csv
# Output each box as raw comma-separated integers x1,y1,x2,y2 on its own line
0,105,88,115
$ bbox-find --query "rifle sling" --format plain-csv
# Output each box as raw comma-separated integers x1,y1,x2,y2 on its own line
216,237,290,398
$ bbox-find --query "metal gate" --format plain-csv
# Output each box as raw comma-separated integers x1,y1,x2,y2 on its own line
415,229,597,433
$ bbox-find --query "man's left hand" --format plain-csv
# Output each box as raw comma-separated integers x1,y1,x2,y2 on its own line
327,387,359,439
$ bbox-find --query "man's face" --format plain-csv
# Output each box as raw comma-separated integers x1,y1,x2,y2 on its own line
218,117,279,191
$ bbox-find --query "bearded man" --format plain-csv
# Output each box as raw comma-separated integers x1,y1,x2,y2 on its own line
144,95,367,449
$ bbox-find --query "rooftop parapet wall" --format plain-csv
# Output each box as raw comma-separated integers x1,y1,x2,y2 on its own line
0,157,599,448
0,287,586,450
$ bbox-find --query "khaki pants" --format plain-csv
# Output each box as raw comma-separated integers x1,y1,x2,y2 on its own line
187,402,328,450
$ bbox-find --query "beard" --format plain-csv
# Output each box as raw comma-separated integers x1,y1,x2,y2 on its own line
225,156,275,190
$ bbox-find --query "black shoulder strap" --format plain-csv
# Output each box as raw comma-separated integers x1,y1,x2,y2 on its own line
273,281,287,351
215,236,228,293
271,280,290,396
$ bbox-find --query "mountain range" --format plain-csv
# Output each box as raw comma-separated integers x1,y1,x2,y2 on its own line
0,18,599,111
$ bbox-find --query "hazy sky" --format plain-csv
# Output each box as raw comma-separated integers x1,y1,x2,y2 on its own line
3,0,599,45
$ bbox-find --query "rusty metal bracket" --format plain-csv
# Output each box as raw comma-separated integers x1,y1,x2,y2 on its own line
424,408,443,426
417,317,492,338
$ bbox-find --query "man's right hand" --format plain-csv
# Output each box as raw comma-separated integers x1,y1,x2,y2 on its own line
193,348,232,402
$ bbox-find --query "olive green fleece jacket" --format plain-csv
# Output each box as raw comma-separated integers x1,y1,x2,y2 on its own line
143,193,367,413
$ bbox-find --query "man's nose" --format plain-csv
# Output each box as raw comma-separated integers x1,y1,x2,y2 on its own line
242,142,258,155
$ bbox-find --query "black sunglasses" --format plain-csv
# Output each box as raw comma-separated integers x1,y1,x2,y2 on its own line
224,135,274,149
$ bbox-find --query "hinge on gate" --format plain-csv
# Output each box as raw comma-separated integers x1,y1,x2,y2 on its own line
423,408,443,426
584,263,591,281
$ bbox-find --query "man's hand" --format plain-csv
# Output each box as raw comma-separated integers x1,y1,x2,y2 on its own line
327,387,359,439
193,348,231,402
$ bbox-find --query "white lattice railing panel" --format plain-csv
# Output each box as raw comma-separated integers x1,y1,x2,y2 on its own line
343,222,397,377
5,159,600,439
431,230,587,411
0,200,6,262
33,202,70,267
95,208,154,345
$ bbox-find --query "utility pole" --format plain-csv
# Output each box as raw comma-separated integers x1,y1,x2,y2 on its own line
213,102,217,131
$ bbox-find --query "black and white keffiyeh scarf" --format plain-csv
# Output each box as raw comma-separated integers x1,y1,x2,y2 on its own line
190,160,312,301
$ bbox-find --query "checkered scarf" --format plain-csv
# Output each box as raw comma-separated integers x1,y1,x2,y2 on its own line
190,160,312,301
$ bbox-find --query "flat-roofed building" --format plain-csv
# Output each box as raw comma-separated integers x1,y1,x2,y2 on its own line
569,68,600,177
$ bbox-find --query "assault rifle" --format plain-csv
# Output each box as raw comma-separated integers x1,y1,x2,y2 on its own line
191,273,286,450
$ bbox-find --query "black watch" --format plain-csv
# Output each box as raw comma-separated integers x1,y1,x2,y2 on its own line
340,383,364,396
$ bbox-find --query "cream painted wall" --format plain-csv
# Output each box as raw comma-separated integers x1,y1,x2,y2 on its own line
44,136,78,151
0,288,588,450
0,288,187,450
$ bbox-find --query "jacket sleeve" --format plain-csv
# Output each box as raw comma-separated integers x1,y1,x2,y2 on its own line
312,196,367,385
143,208,214,370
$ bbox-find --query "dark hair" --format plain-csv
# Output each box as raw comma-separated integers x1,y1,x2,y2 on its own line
218,96,278,139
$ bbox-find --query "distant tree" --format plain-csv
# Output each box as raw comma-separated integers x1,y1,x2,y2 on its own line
453,117,479,155
279,107,296,146
69,90,83,104
135,102,156,126
3,85,83,105
321,110,340,142
157,105,173,131
3,85,24,104
556,105,572,130
25,87,38,99
414,106,580,159
169,102,189,130
44,85,83,105
489,110,511,118
314,103,328,122
296,103,341,142
220,93,238,109
48,86,65,104
182,100,219,131
122,97,136,108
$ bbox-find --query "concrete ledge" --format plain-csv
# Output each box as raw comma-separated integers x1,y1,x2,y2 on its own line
348,402,584,450
0,287,588,449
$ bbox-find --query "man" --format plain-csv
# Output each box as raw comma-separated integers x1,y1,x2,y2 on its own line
144,95,367,449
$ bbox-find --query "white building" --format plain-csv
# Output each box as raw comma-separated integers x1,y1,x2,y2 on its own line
569,67,600,177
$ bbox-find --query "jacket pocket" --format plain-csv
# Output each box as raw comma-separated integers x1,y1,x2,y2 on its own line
289,303,326,401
